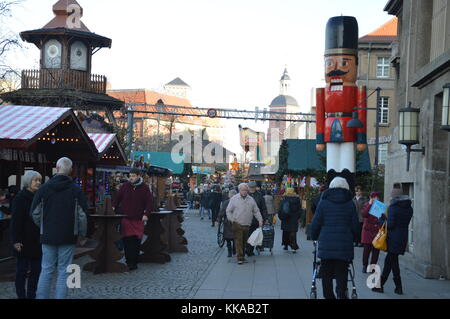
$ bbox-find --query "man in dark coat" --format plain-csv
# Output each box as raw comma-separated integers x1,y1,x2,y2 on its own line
311,177,360,299
30,157,88,299
209,185,223,227
372,187,413,295
353,185,368,247
200,185,212,220
246,181,268,257
113,167,153,271
10,171,42,299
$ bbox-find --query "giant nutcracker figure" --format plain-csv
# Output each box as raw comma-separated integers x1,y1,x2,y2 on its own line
316,16,367,189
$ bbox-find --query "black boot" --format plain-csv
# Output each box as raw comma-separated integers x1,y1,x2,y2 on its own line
394,278,403,295
372,276,387,293
227,247,232,258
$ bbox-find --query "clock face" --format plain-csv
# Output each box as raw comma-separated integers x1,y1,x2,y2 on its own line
70,41,88,71
44,39,62,68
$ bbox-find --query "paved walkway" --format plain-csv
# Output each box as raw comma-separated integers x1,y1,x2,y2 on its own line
0,212,222,299
0,211,448,299
193,218,450,299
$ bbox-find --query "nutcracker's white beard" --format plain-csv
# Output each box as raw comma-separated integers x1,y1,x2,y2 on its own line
327,143,355,173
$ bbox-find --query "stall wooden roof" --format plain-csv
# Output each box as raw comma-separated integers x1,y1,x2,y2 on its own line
0,105,97,161
88,133,127,165
0,105,70,142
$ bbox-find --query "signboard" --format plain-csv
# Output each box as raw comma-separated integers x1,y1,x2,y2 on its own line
368,135,392,145
207,109,217,118
193,166,215,175
369,200,387,218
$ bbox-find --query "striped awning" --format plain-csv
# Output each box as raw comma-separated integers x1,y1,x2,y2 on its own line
0,105,71,140
88,133,117,154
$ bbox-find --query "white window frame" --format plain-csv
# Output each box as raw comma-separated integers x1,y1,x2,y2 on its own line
376,57,390,78
378,143,388,165
378,97,389,125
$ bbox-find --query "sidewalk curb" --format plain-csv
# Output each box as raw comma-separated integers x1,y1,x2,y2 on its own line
187,231,224,299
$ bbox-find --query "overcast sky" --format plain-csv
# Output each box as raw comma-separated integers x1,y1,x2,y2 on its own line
5,0,393,154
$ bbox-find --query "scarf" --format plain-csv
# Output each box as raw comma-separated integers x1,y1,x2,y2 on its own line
131,177,143,188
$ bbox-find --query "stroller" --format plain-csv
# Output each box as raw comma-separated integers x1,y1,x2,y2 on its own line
256,223,275,255
310,241,358,299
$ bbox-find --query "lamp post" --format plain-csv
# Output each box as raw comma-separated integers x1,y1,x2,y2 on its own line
127,105,134,161
347,87,382,169
442,83,450,131
399,103,425,171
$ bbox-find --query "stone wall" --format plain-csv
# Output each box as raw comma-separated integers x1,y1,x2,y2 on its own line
384,0,450,279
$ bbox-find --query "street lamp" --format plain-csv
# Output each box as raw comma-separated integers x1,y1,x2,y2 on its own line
347,112,364,128
399,102,425,172
347,87,382,169
442,83,450,131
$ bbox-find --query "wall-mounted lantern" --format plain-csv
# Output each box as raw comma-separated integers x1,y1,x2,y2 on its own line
399,102,425,171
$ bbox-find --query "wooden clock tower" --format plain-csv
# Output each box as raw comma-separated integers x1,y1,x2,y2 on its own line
1,0,124,122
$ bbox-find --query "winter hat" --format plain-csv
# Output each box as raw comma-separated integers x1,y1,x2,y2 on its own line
390,188,403,200
286,188,296,195
370,192,380,199
248,181,257,188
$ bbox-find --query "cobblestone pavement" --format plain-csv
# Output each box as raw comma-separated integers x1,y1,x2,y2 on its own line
0,211,223,299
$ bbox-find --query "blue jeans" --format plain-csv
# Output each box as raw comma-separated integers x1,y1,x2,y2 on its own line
36,244,75,299
200,206,211,219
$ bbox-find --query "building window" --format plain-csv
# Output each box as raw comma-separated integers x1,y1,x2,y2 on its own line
376,57,390,78
377,97,389,125
378,143,388,165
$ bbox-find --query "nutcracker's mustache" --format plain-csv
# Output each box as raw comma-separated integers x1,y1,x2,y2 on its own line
326,70,349,77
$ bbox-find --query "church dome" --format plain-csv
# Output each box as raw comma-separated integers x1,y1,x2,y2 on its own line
270,95,298,107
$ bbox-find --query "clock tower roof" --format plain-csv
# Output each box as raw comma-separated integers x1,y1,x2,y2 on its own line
43,0,90,32
20,0,112,49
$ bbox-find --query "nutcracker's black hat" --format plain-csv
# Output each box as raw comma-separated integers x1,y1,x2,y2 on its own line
325,16,359,57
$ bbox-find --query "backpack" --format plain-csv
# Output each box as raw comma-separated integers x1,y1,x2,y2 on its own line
282,199,290,215
278,199,290,221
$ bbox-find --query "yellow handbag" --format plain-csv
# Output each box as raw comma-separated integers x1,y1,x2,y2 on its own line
372,221,388,251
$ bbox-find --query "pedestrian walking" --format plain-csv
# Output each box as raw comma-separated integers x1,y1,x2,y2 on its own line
210,185,222,227
200,185,212,220
310,177,360,299
353,186,368,247
218,190,237,257
246,181,268,257
263,190,275,221
372,186,413,295
278,188,302,253
112,167,153,271
361,192,382,273
226,183,263,264
10,171,42,299
30,158,88,299
186,188,195,211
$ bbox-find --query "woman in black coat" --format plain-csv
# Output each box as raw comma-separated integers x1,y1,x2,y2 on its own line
210,185,223,227
217,190,237,257
10,171,43,299
278,188,302,253
372,187,413,295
